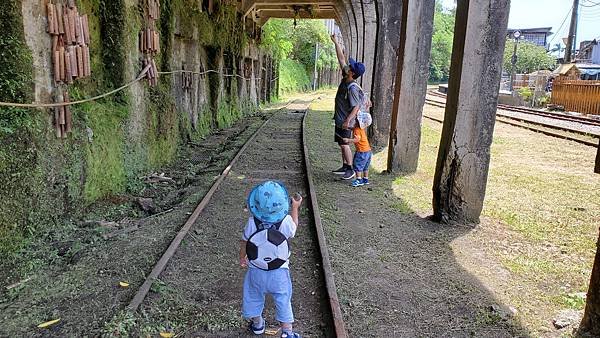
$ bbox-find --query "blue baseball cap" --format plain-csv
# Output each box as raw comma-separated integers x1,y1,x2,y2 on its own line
247,181,290,224
349,58,365,78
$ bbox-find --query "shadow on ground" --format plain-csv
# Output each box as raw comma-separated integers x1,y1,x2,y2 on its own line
306,103,531,337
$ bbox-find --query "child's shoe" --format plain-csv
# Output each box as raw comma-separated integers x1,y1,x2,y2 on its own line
351,179,364,187
362,178,370,185
248,319,265,335
281,330,301,338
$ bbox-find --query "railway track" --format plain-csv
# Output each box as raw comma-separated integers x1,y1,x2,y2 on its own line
127,100,347,337
423,99,598,148
428,90,600,127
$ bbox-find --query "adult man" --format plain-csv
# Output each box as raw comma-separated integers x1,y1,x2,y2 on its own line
330,34,366,180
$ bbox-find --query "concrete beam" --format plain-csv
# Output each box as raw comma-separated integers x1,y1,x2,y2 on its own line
432,0,510,224
389,0,435,172
370,0,402,146
257,10,337,19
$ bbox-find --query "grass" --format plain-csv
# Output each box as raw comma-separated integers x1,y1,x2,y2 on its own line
317,89,599,334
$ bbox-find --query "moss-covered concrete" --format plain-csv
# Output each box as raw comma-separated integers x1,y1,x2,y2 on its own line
0,0,272,277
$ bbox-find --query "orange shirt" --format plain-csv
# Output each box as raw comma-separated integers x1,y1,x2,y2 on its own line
353,127,371,152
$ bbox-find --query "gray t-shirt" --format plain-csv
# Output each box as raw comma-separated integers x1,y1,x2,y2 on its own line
334,77,362,128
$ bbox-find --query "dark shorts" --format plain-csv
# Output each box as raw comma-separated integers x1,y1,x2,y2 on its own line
353,151,372,172
334,127,352,146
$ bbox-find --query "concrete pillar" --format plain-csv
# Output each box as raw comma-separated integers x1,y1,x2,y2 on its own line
432,0,511,224
360,0,377,99
390,0,435,172
370,0,402,145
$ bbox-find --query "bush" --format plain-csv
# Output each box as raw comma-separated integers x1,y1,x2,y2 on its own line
279,59,311,94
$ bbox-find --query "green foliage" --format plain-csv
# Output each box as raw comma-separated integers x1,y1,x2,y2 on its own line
262,19,337,70
147,80,179,168
79,100,129,202
262,19,337,94
517,87,533,103
0,0,35,134
169,0,247,56
429,1,455,83
503,39,557,74
98,0,127,101
279,59,311,94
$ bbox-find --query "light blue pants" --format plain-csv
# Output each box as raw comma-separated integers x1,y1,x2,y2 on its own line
242,267,294,323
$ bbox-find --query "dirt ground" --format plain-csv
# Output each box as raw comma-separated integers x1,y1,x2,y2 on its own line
0,108,275,337
306,97,529,337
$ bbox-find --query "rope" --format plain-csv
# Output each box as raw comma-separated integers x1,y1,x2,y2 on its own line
0,64,152,108
0,65,279,108
158,69,263,81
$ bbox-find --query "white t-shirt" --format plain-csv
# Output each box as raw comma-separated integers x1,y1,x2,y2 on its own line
242,215,297,269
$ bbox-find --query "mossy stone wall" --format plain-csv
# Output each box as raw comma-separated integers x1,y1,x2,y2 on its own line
0,0,272,269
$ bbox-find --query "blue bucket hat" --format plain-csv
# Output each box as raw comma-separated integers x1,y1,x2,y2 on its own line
247,181,290,224
349,58,366,78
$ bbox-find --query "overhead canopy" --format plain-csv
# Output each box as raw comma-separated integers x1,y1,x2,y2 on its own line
242,0,338,24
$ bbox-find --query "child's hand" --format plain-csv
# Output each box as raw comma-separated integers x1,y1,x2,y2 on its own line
291,193,303,208
240,256,248,268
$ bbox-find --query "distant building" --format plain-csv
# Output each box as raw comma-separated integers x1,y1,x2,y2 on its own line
577,40,600,65
507,27,553,49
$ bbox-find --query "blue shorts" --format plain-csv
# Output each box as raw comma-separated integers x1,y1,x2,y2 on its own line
242,267,294,323
353,151,372,172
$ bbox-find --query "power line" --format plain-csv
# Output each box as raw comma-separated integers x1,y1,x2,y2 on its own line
548,4,573,46
580,0,600,7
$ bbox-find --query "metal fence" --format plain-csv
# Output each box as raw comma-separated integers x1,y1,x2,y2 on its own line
551,79,600,115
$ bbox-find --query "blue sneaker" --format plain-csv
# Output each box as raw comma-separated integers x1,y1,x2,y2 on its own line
362,178,370,185
248,319,265,335
351,179,364,187
281,331,301,338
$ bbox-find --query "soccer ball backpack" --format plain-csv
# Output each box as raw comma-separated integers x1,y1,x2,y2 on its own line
246,181,291,271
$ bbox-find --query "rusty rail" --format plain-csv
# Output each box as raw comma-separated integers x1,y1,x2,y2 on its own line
301,110,348,338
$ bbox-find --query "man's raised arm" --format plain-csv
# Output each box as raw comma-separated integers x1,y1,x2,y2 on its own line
331,34,347,71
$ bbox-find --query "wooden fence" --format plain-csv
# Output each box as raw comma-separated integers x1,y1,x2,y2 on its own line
551,79,600,115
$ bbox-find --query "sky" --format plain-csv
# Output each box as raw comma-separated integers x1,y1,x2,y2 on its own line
440,0,600,47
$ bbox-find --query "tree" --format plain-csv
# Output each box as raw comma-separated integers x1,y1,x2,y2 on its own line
550,42,565,57
503,40,557,74
429,1,455,83
261,19,338,93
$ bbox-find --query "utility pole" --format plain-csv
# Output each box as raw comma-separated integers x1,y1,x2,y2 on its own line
509,31,521,93
313,42,319,91
565,0,579,63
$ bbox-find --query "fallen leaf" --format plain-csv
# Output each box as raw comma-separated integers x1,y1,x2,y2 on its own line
265,327,280,335
160,332,174,338
37,318,60,328
119,281,130,287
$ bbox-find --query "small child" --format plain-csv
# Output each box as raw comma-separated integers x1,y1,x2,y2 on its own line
343,123,372,187
239,181,303,338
